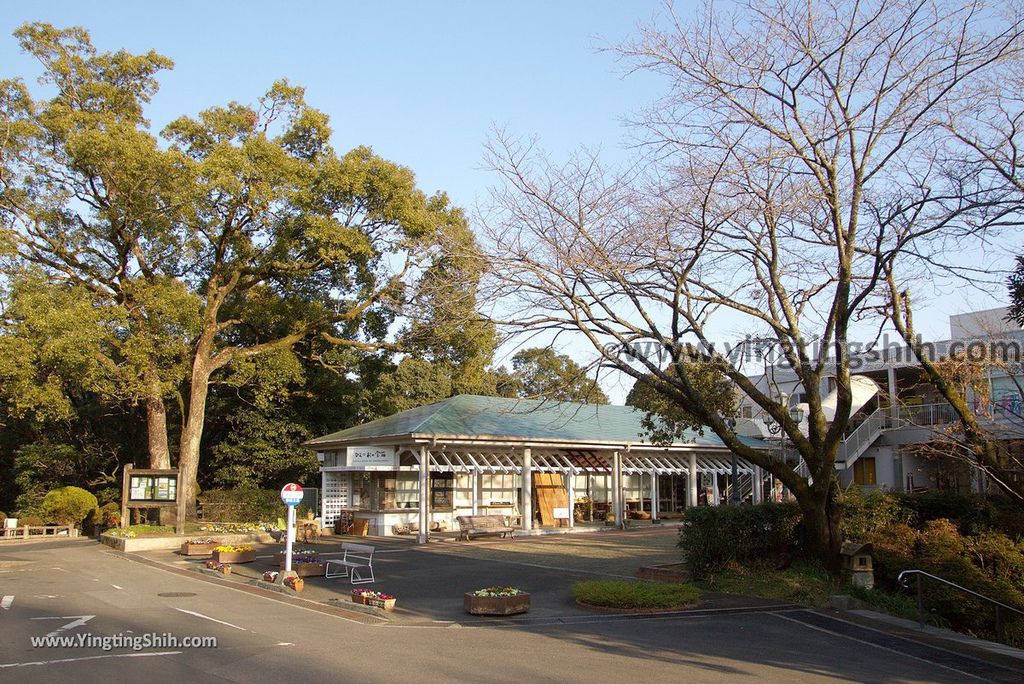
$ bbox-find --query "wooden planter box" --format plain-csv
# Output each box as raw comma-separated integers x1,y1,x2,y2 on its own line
273,552,320,565
464,592,531,616
286,561,326,578
180,542,217,556
211,549,256,564
366,597,397,611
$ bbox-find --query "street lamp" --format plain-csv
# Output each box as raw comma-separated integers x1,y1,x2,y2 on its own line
764,395,805,500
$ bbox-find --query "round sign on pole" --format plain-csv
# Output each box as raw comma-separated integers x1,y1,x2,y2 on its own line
280,483,303,506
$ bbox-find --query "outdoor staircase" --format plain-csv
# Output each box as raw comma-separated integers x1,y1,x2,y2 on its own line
835,406,890,468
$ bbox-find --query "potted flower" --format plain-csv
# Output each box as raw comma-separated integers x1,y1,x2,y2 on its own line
262,570,279,583
464,586,530,616
204,560,231,575
284,576,304,593
211,544,256,564
180,538,218,556
351,588,374,604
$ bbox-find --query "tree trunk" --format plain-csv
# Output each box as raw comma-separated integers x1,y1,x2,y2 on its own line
797,482,843,574
143,367,171,469
177,356,213,517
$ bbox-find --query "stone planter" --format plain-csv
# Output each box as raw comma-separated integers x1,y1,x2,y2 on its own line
180,542,217,556
286,561,326,578
464,592,531,616
211,549,256,564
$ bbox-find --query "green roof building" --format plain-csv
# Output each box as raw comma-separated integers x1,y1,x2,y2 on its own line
306,395,771,542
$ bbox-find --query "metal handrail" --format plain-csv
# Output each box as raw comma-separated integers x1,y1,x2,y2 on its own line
898,569,1024,642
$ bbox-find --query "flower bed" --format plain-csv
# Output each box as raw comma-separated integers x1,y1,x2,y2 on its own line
211,545,255,564
464,587,530,616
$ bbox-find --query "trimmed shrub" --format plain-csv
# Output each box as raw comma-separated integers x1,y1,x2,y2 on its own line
680,502,801,578
198,488,285,522
40,486,98,527
572,580,701,609
16,514,43,527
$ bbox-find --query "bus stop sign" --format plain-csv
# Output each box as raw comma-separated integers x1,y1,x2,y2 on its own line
280,483,303,506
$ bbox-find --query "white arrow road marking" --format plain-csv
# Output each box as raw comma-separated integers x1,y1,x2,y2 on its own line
1,596,13,610
174,608,246,631
30,615,95,638
0,651,181,668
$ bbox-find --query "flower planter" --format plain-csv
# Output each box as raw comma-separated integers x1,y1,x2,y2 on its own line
464,592,531,616
273,552,320,566
366,597,397,611
211,549,256,564
180,542,217,556
286,561,326,578
284,576,304,592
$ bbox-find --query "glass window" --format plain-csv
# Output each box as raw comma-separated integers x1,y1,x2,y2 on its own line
431,473,454,510
481,473,517,506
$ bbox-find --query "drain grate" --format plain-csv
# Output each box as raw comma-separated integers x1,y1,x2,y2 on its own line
157,592,197,598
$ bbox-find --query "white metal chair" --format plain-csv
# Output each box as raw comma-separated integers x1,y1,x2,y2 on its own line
325,542,375,584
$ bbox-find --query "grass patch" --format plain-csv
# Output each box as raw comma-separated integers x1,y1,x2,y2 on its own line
847,585,951,629
125,524,173,537
571,580,701,609
697,561,838,606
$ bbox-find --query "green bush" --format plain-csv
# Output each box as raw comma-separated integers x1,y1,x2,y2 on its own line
572,580,700,609
16,513,43,527
198,488,285,522
839,487,909,539
99,502,121,528
680,501,802,578
40,486,98,527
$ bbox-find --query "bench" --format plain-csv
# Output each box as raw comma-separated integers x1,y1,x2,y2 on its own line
325,542,375,584
456,514,515,541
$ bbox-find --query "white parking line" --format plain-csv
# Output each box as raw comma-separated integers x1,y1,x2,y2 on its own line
0,651,182,669
174,608,246,631
1,596,13,610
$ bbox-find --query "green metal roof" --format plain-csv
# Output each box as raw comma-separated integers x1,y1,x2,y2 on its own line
306,394,766,450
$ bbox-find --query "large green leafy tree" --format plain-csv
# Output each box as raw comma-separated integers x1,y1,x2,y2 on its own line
497,347,609,404
0,24,481,510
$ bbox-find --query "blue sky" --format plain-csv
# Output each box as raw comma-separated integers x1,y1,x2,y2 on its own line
0,1,667,209
0,1,1011,402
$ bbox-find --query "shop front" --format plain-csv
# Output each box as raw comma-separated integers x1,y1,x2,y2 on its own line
307,395,765,542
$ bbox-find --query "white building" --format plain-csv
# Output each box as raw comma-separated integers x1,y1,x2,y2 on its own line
306,395,770,542
736,308,1024,492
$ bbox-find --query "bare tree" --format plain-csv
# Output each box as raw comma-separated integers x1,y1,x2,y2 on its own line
481,0,1024,568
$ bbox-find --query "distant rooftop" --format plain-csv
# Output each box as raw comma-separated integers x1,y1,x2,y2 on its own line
306,394,764,451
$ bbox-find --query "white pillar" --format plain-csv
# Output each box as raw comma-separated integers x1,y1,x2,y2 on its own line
566,469,575,528
650,471,658,521
612,451,623,528
711,474,720,506
687,453,698,508
752,466,763,504
417,446,429,544
887,366,899,423
521,448,533,532
471,468,480,515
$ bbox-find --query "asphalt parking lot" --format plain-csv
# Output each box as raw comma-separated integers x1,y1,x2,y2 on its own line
2,534,1024,683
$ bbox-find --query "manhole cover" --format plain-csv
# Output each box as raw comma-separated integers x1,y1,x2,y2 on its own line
157,592,197,598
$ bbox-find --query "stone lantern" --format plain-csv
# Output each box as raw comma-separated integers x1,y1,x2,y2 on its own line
841,541,874,590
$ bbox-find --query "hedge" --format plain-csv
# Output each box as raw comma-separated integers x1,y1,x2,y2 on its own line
679,502,801,578
198,488,286,522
